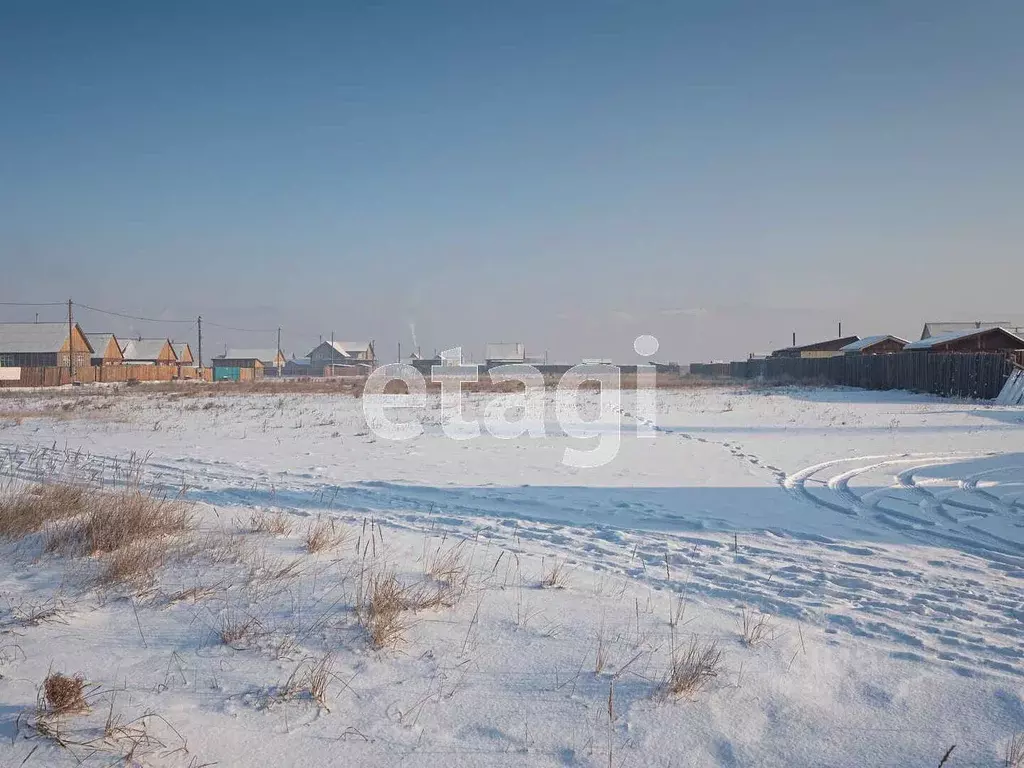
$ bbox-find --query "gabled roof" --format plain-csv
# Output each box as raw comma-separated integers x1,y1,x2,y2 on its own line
0,322,93,354
172,343,194,362
331,341,371,354
921,321,1008,340
840,335,908,352
217,349,281,363
88,333,122,359
121,338,175,361
772,336,860,356
905,327,1024,350
307,341,372,358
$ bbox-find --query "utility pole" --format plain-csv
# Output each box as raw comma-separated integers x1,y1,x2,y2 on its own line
197,315,203,369
839,321,842,338
277,326,282,376
67,298,74,377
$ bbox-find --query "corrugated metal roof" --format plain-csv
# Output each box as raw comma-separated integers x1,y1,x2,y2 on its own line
485,342,525,361
921,321,1008,340
0,322,83,354
905,327,1024,350
87,333,121,358
217,349,280,363
331,341,370,354
307,341,373,358
840,335,908,352
772,336,860,356
121,338,174,361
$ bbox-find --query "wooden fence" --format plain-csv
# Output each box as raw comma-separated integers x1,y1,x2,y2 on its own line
727,352,1016,400
0,365,211,388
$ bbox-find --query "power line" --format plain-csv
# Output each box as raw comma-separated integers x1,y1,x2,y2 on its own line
76,302,276,333
203,320,279,333
75,303,195,324
0,301,65,307
5,298,280,335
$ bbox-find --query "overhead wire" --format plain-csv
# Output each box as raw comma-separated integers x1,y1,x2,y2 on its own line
73,302,277,334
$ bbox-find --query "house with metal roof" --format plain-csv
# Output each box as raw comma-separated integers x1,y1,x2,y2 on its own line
307,341,375,375
216,348,284,368
905,327,1024,353
770,336,860,359
0,322,94,369
172,342,196,367
87,333,125,365
920,321,1009,340
840,335,908,355
211,348,284,379
120,338,177,365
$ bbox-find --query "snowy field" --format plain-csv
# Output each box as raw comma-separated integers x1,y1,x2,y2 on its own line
1,384,1023,767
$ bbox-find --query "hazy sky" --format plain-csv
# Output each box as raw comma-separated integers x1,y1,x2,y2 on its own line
2,1,1022,363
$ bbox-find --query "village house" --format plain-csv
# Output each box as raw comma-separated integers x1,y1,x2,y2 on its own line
307,341,375,375
212,348,284,380
172,342,196,367
905,327,1024,354
920,321,1010,340
211,352,266,381
120,338,177,365
88,333,125,366
282,356,311,377
840,335,908,355
484,342,526,365
770,336,860,359
0,322,93,369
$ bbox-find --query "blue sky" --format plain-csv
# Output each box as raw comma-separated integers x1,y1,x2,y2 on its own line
2,1,1022,362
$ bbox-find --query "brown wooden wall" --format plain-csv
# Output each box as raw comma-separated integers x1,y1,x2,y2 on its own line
0,365,212,387
740,352,1016,399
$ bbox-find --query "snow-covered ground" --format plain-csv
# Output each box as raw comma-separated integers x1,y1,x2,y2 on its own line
1,385,1023,767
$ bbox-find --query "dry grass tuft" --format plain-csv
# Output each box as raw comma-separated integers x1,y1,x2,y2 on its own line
306,653,334,710
273,653,336,711
249,508,293,536
540,558,570,589
663,637,724,700
218,611,263,648
304,515,348,554
31,485,192,589
426,539,469,588
95,540,169,588
357,571,410,649
1007,732,1024,768
42,672,89,716
49,489,190,556
740,608,776,648
0,484,84,539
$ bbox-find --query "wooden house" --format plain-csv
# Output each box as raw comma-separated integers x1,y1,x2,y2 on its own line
840,335,908,355
905,327,1024,354
217,348,284,369
307,341,375,375
0,322,93,369
120,338,177,365
770,336,860,359
88,334,125,365
920,321,1009,340
172,343,196,367
211,354,266,381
